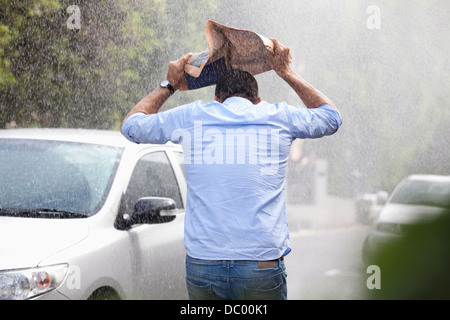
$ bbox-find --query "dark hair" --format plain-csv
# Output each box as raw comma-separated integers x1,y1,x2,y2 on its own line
215,69,259,103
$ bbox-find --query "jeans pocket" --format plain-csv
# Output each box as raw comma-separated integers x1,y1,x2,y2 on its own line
186,279,218,300
245,280,287,300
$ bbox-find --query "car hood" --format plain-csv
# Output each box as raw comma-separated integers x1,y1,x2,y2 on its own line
377,203,446,225
0,216,89,270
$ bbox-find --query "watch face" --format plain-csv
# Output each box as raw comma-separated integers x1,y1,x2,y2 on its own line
160,80,174,94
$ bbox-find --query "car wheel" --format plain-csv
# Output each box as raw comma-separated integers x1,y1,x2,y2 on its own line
87,287,121,300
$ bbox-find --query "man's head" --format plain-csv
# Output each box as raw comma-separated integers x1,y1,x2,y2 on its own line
214,69,261,104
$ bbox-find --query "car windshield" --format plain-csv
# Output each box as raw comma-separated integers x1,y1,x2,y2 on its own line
0,139,122,218
390,179,450,208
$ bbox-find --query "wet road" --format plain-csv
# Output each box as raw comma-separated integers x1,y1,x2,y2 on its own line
285,197,372,300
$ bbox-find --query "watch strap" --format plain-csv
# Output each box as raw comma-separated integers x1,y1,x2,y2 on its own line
161,80,175,95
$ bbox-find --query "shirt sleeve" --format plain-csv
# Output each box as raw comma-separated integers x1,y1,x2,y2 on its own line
121,105,189,144
286,104,342,139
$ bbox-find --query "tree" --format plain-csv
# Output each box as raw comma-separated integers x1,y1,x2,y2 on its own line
0,0,218,129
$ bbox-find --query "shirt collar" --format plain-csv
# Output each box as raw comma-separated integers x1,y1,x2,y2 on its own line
222,96,254,107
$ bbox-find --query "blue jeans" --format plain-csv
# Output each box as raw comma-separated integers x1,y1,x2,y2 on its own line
185,255,287,300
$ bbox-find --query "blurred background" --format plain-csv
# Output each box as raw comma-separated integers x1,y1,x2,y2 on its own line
1,0,448,195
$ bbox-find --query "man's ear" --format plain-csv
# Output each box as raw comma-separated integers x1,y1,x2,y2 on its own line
252,97,262,104
214,96,223,103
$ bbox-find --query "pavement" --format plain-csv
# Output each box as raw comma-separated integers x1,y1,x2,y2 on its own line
287,196,359,232
285,196,372,300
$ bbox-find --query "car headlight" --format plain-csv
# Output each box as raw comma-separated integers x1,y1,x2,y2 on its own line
0,264,68,300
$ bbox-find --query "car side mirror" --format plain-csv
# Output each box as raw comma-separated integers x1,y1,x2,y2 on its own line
128,197,180,225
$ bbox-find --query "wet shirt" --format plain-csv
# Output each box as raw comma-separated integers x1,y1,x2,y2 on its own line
121,97,342,260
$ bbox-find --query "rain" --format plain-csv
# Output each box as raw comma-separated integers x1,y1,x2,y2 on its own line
1,0,449,301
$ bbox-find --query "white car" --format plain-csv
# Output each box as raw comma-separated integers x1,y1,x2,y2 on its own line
362,174,450,264
0,128,188,300
355,191,388,224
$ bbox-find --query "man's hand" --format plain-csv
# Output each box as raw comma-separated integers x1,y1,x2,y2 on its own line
268,38,293,75
167,52,193,91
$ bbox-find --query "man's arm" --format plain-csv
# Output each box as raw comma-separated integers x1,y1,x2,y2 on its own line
268,38,337,111
121,53,192,129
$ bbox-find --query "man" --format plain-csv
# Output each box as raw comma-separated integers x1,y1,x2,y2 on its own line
121,39,342,300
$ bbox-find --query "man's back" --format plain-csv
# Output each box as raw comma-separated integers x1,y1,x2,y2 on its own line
178,97,292,260
122,96,341,260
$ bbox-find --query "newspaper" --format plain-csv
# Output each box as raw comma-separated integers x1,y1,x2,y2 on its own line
180,20,276,91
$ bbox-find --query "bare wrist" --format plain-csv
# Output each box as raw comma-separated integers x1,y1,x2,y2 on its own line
276,66,295,79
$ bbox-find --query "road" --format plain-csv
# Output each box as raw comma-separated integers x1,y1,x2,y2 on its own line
285,197,372,300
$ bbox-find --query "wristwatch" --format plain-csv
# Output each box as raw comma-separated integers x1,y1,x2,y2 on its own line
160,80,175,95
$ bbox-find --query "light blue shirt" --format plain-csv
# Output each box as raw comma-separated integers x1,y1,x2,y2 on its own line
122,97,342,260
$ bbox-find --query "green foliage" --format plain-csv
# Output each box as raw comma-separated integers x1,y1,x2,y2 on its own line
0,24,16,88
0,0,218,129
367,211,450,299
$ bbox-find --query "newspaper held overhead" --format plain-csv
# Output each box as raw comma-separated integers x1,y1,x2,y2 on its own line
180,20,278,91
